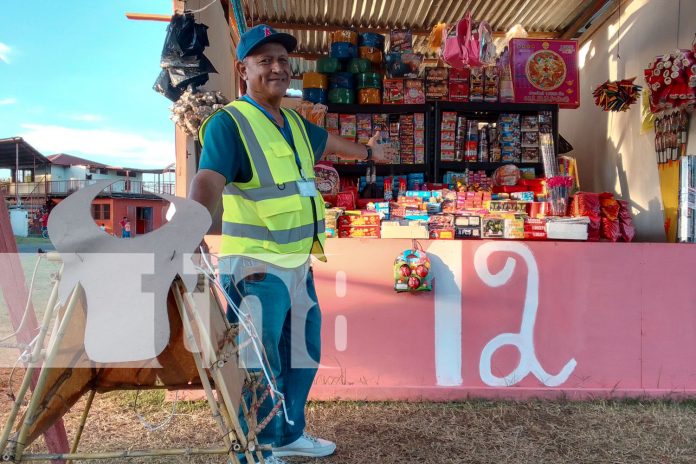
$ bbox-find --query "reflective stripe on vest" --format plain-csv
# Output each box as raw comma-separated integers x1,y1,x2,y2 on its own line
222,220,326,244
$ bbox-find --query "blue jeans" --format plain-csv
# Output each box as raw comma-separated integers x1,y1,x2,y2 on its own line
220,257,321,462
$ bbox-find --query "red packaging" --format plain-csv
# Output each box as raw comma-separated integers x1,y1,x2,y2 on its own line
601,217,620,242
599,192,620,221
404,79,425,104
383,78,405,104
617,200,636,242
509,38,579,108
336,191,356,210
571,192,601,241
338,226,381,238
449,83,470,102
338,213,381,227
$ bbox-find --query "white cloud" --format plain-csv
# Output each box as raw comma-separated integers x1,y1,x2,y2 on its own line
0,42,11,63
19,124,175,169
66,113,105,123
0,98,16,105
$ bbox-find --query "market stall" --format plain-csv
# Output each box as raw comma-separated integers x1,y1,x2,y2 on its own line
163,0,696,400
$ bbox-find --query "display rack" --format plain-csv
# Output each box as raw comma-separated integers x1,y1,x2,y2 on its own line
433,101,560,182
326,103,434,180
322,102,560,184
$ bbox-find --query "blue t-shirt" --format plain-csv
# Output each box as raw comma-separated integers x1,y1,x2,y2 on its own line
199,106,329,184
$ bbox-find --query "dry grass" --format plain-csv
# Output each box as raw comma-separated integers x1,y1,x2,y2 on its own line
2,368,696,463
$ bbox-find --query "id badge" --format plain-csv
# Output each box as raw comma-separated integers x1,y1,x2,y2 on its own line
297,180,318,197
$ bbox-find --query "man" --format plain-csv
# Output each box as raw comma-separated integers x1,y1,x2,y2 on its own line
189,24,395,464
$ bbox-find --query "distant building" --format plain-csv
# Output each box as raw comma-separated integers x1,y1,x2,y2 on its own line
0,137,174,237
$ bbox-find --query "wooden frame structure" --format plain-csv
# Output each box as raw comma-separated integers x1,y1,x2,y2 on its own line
0,263,270,464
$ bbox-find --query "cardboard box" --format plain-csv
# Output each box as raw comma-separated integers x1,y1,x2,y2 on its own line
338,213,381,227
404,79,425,104
509,38,579,108
338,225,381,238
383,78,405,104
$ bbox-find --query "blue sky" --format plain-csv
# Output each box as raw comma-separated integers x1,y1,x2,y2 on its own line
0,1,178,168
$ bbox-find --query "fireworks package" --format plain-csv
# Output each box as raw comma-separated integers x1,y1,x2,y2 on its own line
570,192,600,241
394,243,432,292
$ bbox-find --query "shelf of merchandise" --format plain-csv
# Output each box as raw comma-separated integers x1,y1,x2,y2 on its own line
432,101,560,182
326,103,434,181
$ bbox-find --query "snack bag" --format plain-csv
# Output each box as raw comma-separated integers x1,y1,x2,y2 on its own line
394,243,432,292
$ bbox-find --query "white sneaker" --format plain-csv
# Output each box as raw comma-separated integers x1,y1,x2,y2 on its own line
272,432,336,458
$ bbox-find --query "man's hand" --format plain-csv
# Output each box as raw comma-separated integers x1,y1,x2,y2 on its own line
367,131,398,164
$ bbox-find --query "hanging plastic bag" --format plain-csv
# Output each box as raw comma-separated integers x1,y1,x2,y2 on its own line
442,13,476,69
394,242,432,292
153,69,185,102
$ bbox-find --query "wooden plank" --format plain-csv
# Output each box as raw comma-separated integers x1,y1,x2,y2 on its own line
0,192,70,461
125,13,171,22
560,0,612,40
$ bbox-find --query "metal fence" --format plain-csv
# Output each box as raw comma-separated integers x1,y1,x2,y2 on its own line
1,180,176,196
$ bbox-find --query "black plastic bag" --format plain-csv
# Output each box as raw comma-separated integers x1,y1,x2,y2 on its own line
161,13,209,62
153,70,184,102
167,67,209,89
177,12,209,56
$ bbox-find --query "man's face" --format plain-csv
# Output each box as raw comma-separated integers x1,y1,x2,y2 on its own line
238,42,291,99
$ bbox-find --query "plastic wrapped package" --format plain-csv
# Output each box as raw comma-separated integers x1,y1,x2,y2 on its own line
571,192,601,241
303,72,329,89
617,200,636,242
314,164,341,195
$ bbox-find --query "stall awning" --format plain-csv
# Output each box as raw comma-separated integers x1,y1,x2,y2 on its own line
0,137,51,170
235,0,612,83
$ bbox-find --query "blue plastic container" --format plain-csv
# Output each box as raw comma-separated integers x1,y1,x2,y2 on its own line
359,32,385,50
302,88,328,104
329,72,355,90
330,42,358,60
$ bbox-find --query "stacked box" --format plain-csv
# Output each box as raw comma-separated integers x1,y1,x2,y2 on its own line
524,217,547,240
338,226,381,238
414,113,426,164
339,114,357,142
454,215,482,239
455,116,467,161
521,114,540,163
404,79,425,104
426,67,449,101
498,113,521,163
399,114,415,164
383,78,405,104
338,213,381,227
465,120,479,162
449,68,470,102
440,111,457,161
484,66,500,103
325,113,340,162
504,216,525,239
356,114,372,145
389,115,401,163
469,66,484,102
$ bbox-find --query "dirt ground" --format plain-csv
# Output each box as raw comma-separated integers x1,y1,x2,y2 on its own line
2,369,696,464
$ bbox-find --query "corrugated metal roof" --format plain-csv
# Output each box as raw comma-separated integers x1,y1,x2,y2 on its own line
240,0,602,88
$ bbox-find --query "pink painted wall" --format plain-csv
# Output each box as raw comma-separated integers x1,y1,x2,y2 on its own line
309,239,696,400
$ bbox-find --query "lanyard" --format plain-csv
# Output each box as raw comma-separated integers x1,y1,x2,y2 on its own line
240,95,306,177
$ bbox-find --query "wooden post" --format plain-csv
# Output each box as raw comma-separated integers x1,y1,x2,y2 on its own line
0,191,70,461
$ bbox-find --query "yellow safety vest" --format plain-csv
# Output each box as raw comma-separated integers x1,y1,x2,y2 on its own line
199,100,326,268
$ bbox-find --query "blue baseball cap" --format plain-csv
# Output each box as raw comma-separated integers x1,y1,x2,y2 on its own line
237,24,297,61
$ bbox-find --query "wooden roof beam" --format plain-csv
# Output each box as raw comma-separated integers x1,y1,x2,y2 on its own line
559,0,612,40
